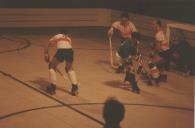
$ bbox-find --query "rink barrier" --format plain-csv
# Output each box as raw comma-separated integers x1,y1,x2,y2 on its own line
0,8,194,45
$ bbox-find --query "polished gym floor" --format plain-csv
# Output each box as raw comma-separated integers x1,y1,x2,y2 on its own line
0,29,194,128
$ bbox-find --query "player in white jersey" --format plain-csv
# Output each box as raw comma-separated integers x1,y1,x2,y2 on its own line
152,20,171,70
44,30,78,96
152,20,169,52
108,12,138,73
108,12,138,41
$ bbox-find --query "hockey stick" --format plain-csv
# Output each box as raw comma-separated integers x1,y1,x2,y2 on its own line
109,38,118,69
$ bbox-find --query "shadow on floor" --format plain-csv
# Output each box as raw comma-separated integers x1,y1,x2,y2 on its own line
96,60,110,65
95,60,115,73
28,77,71,95
104,80,131,91
28,77,49,92
56,86,71,95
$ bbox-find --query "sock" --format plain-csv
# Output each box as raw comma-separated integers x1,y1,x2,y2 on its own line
67,70,78,85
49,69,57,85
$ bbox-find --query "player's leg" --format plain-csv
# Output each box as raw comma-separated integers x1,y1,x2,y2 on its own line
145,74,152,85
65,62,79,96
159,50,171,70
130,75,140,94
47,57,60,94
64,49,79,96
126,72,140,94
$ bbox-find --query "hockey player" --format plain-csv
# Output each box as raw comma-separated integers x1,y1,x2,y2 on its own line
116,32,141,93
108,12,138,41
147,61,161,85
115,32,140,73
108,12,138,72
44,30,79,96
152,20,171,70
146,54,167,85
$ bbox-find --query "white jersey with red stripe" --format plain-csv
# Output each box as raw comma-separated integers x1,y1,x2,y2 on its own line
111,21,137,38
150,66,160,79
155,30,169,51
49,34,72,49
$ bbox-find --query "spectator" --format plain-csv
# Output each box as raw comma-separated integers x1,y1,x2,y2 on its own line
103,98,125,128
152,20,171,70
170,32,194,75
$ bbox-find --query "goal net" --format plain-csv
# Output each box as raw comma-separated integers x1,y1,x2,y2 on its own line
166,23,195,47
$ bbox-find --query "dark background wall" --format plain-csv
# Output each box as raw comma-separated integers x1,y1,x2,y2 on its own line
0,0,194,24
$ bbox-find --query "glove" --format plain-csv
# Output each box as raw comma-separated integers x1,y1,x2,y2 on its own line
44,53,50,63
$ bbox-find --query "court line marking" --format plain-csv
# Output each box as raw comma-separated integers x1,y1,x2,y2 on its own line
70,103,194,111
0,36,193,124
0,101,193,121
0,36,103,125
0,105,64,120
0,70,104,125
0,36,31,54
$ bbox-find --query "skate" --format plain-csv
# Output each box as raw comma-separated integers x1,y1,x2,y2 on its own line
71,84,78,96
47,84,56,94
132,89,140,94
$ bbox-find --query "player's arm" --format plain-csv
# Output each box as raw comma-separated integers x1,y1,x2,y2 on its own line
66,35,72,46
44,35,57,63
130,22,138,32
108,21,118,38
44,41,52,63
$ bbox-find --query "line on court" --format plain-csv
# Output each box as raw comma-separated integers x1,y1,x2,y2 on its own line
0,101,193,121
0,70,104,125
0,105,64,120
0,36,31,54
69,103,194,111
0,71,193,122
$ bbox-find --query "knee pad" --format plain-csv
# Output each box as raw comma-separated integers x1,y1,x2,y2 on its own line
48,63,57,70
48,63,53,69
65,67,69,73
65,66,72,73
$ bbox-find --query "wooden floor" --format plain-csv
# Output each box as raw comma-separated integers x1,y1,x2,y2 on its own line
0,31,194,128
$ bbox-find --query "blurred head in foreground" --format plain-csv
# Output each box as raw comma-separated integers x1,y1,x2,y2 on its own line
103,98,125,128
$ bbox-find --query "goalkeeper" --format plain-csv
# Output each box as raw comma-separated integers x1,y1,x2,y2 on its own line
108,12,138,72
116,32,140,73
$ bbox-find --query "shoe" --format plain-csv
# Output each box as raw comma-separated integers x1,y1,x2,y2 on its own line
71,84,78,96
132,89,140,94
47,84,56,94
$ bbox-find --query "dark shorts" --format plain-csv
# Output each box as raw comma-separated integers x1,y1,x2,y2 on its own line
55,49,74,63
